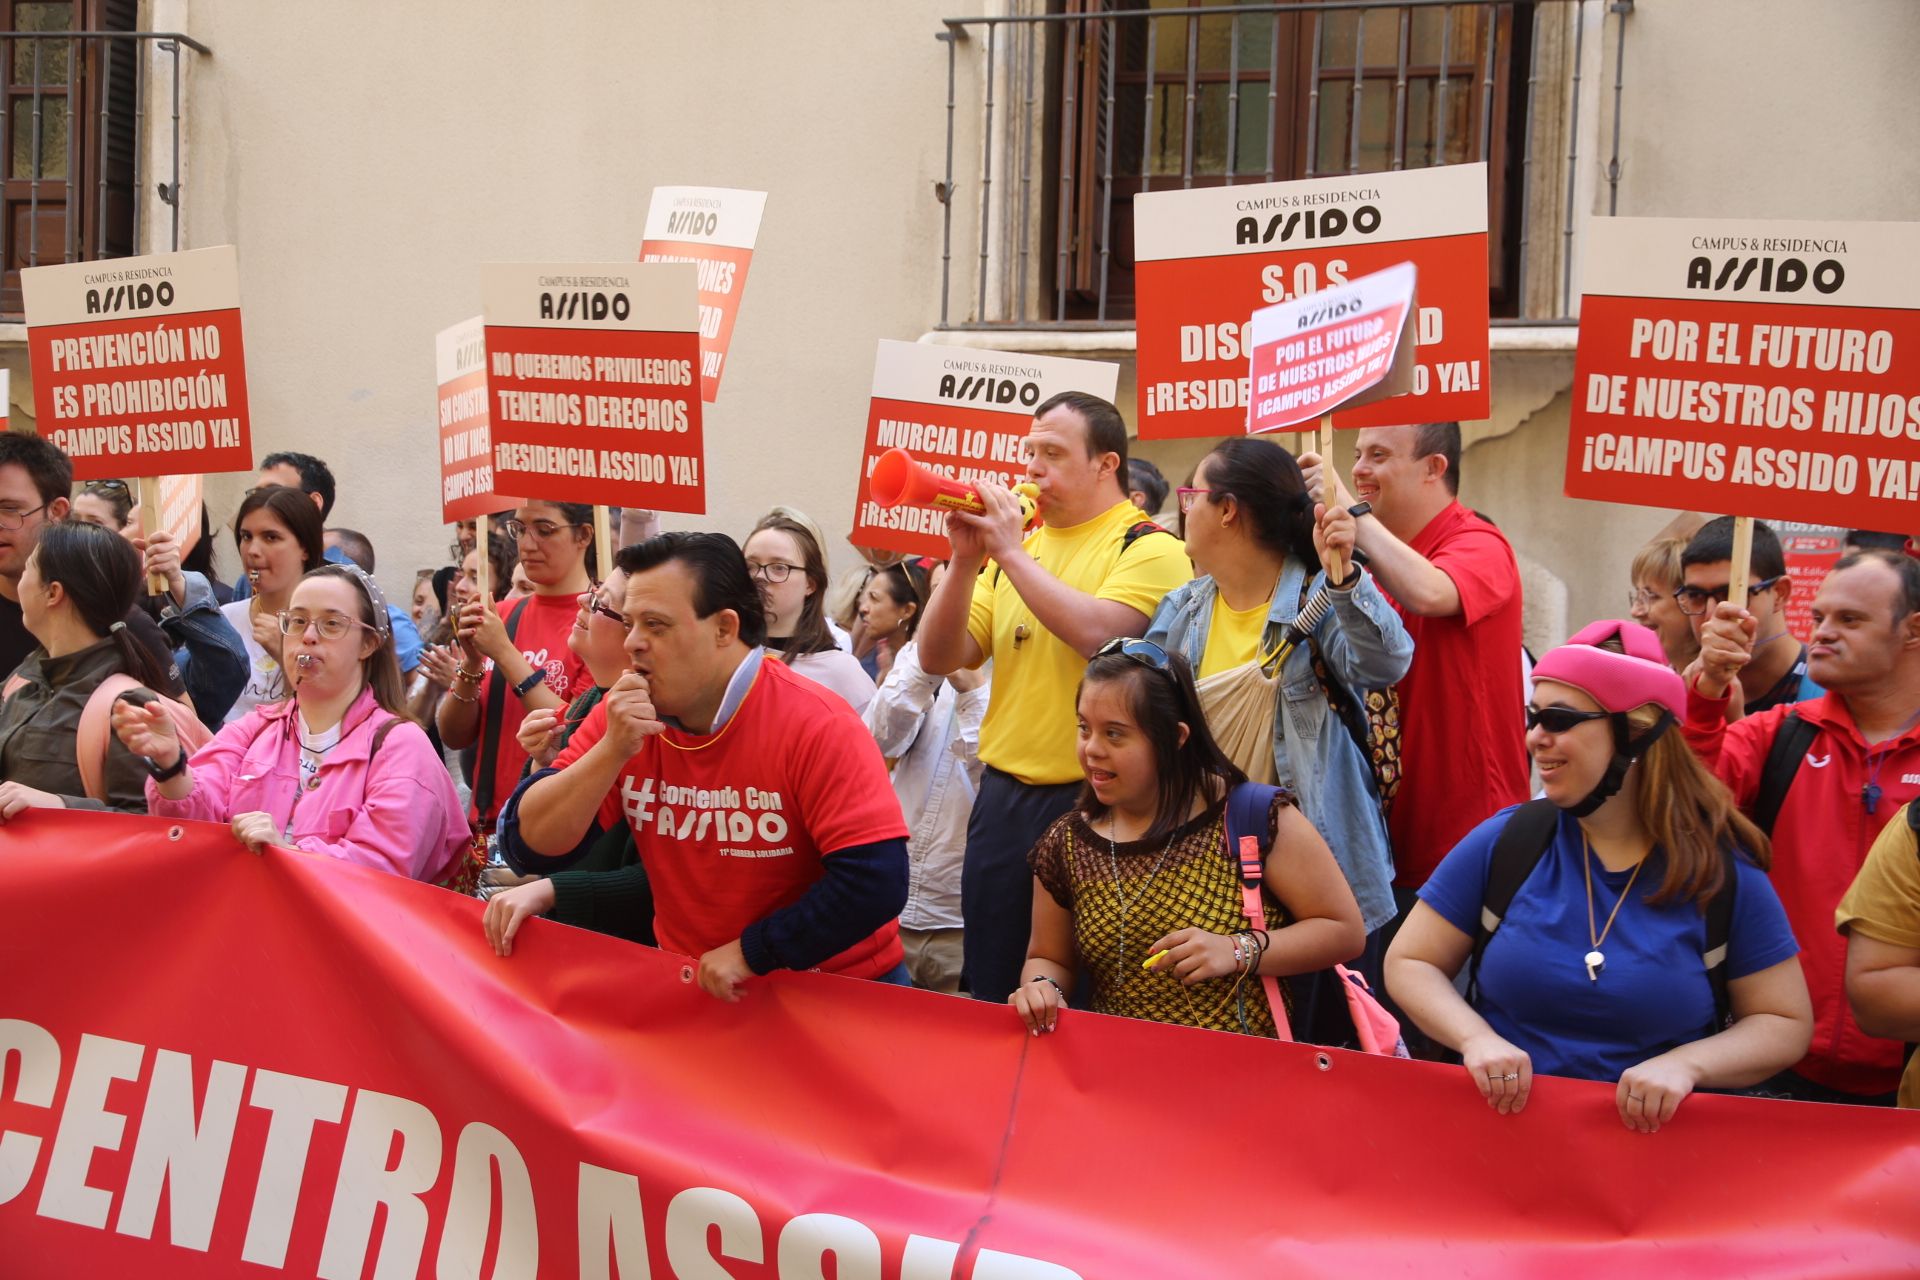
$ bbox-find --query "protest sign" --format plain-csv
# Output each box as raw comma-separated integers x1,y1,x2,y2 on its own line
148,474,203,555
1565,217,1920,533
1247,261,1417,434
0,368,9,430
1134,162,1488,439
2,809,1918,1279
851,340,1120,559
1776,521,1849,640
481,261,704,515
435,315,515,524
22,245,251,482
639,186,766,402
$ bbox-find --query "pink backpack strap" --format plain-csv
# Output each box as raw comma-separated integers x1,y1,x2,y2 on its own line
1237,833,1293,1042
2,673,25,700
76,673,141,802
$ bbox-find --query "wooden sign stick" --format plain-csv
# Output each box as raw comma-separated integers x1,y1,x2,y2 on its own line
136,476,166,596
593,506,614,583
476,513,492,601
1728,515,1754,611
1319,414,1347,582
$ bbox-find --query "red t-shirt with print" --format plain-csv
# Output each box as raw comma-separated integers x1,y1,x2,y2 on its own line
551,657,908,978
471,592,591,826
1385,500,1530,888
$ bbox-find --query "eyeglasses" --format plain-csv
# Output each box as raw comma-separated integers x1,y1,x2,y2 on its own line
1625,587,1662,611
583,592,625,624
501,518,586,541
1672,576,1784,617
1093,636,1173,672
278,610,379,640
1525,705,1612,734
1175,487,1221,513
747,561,802,584
0,502,48,531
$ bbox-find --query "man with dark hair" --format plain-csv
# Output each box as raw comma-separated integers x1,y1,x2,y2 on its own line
1126,457,1170,516
1689,549,1920,1104
490,532,910,999
259,451,337,520
1679,516,1818,716
1302,421,1526,898
918,391,1192,1002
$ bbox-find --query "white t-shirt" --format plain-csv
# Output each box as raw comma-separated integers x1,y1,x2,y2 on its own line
222,598,285,724
786,647,876,715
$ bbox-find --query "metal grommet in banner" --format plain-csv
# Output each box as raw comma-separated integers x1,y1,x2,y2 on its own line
1315,1053,1333,1072
679,965,694,984
167,825,184,841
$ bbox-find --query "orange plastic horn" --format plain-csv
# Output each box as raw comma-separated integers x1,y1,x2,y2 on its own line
870,448,1038,526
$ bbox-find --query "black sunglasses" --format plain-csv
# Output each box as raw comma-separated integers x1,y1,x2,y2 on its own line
1525,705,1612,734
1093,636,1173,672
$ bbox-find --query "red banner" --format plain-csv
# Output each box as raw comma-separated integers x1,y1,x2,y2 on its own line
1133,163,1489,439
1565,217,1920,528
850,341,1118,560
436,315,517,524
639,186,767,403
481,262,706,514
2,810,1917,1279
23,246,253,482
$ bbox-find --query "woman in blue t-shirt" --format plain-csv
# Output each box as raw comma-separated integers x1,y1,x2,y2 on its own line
1386,619,1812,1132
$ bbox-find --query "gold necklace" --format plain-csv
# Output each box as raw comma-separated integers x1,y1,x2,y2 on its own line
1581,829,1648,982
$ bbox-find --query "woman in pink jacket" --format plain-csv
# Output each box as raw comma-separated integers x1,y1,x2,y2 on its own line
111,563,472,885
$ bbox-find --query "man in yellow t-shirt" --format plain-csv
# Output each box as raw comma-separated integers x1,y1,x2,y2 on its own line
1836,802,1920,1108
919,391,1193,1002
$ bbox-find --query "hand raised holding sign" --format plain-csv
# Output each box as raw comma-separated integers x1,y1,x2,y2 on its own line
131,528,188,608
1694,601,1757,700
1313,501,1358,585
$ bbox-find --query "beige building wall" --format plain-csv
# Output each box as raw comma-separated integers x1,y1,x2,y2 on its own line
8,0,1914,644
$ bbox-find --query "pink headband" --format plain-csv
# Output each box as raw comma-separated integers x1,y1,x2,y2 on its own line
1532,619,1685,719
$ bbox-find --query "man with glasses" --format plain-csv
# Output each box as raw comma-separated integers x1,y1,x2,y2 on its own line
1679,516,1820,717
1685,549,1920,1105
918,391,1191,1004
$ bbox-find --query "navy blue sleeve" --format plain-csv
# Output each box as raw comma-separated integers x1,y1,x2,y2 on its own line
1416,805,1522,938
738,837,910,975
1727,853,1800,979
497,767,609,875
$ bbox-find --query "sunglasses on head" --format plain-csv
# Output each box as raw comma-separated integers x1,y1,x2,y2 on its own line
1093,636,1173,672
1525,704,1612,734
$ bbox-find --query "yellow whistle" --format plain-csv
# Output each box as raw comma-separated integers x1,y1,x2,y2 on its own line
1143,949,1169,970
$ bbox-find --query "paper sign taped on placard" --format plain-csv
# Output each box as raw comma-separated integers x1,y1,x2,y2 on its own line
639,186,766,402
1564,217,1920,530
1247,261,1417,434
481,262,705,514
152,473,203,555
22,245,253,482
1134,162,1488,439
851,340,1120,559
436,315,516,523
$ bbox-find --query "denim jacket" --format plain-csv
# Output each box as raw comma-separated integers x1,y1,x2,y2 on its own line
1146,558,1412,931
154,570,249,729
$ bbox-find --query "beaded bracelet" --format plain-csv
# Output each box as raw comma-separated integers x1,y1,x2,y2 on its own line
1030,974,1066,998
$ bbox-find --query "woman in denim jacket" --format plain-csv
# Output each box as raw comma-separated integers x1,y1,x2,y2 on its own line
1146,437,1411,937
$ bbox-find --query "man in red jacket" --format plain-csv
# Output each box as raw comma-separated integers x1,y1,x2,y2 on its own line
1686,548,1920,1103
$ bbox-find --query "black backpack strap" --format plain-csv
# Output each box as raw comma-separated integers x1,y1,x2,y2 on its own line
1751,710,1818,837
472,596,535,822
1121,519,1169,553
1467,800,1561,1004
1702,848,1740,1032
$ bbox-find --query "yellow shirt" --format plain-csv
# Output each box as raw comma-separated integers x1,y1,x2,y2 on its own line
1198,592,1273,679
1835,805,1920,1109
967,499,1192,784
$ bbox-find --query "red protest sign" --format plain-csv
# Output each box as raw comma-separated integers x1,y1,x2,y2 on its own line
1133,163,1488,439
435,315,515,523
481,262,704,514
4,808,1920,1279
1566,218,1920,529
22,246,252,482
851,340,1120,559
1247,261,1416,433
639,186,766,403
1776,521,1848,640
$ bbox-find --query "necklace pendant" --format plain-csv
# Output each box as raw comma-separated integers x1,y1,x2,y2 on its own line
1584,949,1605,981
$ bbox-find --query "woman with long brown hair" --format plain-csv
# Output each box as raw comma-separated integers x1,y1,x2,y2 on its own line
115,564,472,884
222,485,326,724
744,509,874,713
1386,619,1812,1131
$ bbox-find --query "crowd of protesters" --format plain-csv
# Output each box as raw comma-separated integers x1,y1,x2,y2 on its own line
5,390,1920,1124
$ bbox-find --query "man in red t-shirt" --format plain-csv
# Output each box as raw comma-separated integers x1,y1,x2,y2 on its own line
1306,422,1529,893
487,533,909,999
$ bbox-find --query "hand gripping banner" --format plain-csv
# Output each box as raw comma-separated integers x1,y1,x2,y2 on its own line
1,810,1916,1278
